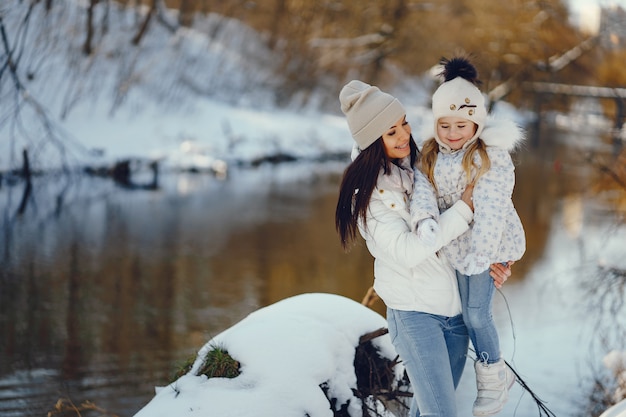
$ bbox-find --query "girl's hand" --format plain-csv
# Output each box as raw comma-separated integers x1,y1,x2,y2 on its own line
490,261,514,289
461,184,474,211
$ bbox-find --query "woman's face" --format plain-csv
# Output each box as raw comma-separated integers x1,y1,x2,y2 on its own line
381,116,411,159
436,116,477,150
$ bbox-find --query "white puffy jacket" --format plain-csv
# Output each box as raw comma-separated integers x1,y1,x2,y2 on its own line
359,167,473,316
411,116,526,275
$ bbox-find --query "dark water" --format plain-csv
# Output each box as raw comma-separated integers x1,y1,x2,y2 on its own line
0,127,623,417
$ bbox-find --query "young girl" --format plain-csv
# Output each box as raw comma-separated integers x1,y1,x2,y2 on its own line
410,56,526,416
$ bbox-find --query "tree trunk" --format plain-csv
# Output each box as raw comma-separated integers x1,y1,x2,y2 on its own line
99,0,110,36
83,0,97,55
17,149,32,215
131,0,156,46
178,0,194,27
267,0,287,50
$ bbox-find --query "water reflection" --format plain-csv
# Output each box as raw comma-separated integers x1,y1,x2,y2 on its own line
0,161,380,416
0,128,624,417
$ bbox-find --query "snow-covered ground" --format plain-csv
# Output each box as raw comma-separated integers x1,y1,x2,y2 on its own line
134,293,407,417
1,0,534,175
133,291,626,417
1,1,351,173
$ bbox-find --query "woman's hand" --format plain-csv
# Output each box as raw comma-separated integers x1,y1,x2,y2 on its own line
490,261,514,289
461,184,474,211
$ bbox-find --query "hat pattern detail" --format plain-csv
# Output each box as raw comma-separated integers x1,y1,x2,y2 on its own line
431,57,487,152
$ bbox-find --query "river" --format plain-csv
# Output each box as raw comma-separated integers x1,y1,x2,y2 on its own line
0,125,624,417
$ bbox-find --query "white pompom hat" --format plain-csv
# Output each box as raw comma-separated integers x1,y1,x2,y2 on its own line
431,63,487,152
339,80,406,150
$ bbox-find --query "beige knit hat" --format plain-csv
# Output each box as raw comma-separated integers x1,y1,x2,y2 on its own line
431,57,487,151
339,80,406,150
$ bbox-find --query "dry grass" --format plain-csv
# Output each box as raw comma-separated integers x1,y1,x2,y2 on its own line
47,398,118,417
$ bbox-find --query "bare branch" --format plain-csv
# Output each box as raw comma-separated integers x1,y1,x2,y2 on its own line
131,0,156,46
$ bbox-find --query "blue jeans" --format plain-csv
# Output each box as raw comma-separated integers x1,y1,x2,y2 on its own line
456,269,500,364
387,308,469,417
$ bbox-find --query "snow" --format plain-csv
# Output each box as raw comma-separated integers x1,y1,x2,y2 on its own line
602,401,626,417
0,0,352,173
567,0,626,33
133,293,404,417
1,1,531,175
2,1,626,416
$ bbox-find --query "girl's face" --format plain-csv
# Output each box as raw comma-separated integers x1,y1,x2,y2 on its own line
382,116,411,159
436,116,477,150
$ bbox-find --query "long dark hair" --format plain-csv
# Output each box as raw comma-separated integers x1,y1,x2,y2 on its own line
335,136,418,251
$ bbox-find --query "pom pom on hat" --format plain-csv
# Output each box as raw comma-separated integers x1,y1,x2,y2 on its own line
339,80,406,150
431,57,487,150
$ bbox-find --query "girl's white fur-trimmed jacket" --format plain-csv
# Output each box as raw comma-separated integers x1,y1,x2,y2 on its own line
410,116,527,276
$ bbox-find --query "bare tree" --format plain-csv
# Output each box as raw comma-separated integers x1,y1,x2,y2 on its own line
83,0,97,54
178,0,194,27
361,0,409,84
131,0,157,45
267,0,287,50
0,3,84,174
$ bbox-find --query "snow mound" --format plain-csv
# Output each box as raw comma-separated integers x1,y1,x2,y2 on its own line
134,293,406,417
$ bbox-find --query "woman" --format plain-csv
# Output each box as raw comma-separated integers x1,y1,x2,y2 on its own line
335,80,510,417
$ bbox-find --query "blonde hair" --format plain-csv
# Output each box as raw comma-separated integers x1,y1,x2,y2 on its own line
420,138,491,191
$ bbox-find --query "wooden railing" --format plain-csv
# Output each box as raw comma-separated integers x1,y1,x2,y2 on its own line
523,82,626,131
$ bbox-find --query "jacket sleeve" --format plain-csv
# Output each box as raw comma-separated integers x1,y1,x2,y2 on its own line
409,170,440,231
362,197,472,271
462,147,516,274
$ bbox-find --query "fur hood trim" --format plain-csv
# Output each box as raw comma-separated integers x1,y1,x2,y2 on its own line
480,116,525,151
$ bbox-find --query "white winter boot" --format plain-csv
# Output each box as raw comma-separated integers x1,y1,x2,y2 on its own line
472,358,516,416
